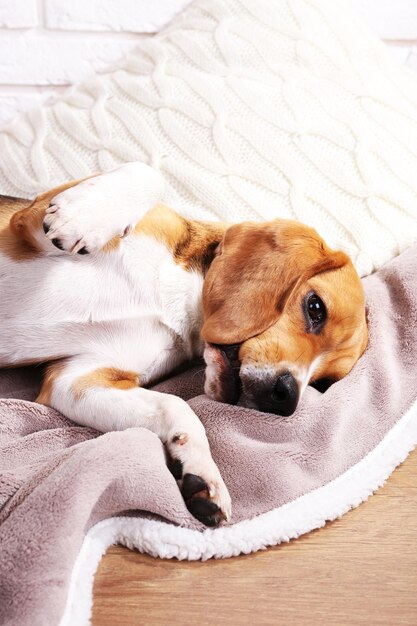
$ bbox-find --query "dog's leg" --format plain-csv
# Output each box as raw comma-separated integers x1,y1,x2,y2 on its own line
37,359,232,526
42,162,163,255
8,178,89,256
8,162,163,256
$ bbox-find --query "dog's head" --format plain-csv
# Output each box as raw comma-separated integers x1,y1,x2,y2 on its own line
201,219,367,416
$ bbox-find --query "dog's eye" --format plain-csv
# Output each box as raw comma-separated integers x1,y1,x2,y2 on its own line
306,293,326,329
217,343,241,365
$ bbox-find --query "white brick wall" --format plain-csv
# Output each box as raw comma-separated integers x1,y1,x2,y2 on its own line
45,0,191,33
0,0,191,127
352,0,417,73
352,0,417,40
0,0,416,128
0,0,37,28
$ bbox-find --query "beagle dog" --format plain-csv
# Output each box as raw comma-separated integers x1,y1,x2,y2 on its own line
0,162,368,526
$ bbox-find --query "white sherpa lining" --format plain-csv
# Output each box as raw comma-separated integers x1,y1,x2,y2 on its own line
60,394,417,626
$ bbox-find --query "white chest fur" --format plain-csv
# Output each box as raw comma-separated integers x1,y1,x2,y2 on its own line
0,234,205,382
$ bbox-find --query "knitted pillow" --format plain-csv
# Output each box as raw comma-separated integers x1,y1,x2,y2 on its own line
1,0,417,276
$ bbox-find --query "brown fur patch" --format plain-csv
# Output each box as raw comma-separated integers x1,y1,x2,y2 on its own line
0,178,88,261
136,204,228,273
72,367,140,400
36,360,69,406
102,236,123,253
0,195,35,261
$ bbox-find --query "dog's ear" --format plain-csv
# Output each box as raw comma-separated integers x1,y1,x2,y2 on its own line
201,219,349,345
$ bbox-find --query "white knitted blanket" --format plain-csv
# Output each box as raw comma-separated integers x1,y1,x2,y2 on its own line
2,0,417,276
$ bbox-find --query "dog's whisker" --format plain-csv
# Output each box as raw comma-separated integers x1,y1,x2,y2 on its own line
191,368,206,379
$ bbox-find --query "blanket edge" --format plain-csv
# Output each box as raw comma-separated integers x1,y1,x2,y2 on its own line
59,395,417,626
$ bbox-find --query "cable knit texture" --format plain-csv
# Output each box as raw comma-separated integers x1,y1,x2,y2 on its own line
1,0,417,276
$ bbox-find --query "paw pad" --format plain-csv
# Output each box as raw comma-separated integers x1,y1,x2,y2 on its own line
181,473,225,527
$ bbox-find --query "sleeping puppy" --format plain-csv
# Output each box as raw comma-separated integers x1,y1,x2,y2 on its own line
0,163,368,526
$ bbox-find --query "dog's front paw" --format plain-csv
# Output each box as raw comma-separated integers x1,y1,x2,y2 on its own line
43,162,164,255
43,179,127,255
168,435,232,527
181,472,231,527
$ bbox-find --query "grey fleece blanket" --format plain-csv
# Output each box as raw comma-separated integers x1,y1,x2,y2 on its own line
1,244,417,626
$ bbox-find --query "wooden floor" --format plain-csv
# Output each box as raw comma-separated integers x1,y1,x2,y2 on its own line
93,448,417,626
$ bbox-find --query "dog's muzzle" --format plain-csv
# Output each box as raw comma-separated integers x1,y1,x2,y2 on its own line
205,346,300,416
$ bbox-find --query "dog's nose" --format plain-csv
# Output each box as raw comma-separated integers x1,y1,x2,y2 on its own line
271,372,299,415
255,371,299,416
